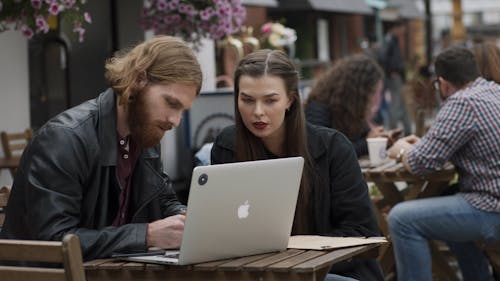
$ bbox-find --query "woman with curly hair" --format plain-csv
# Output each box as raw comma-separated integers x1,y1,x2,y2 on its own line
305,54,399,157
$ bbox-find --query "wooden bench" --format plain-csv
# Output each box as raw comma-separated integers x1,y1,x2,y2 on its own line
0,234,86,281
0,128,32,178
0,185,10,228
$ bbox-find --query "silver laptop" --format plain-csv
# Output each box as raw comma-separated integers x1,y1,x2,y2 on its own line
126,157,304,265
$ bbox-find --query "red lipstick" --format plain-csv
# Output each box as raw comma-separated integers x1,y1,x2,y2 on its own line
252,121,267,130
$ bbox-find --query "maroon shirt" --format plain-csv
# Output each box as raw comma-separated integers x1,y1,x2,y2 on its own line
112,134,140,226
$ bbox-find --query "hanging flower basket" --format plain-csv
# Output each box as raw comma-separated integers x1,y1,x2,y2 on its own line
139,0,246,51
0,0,92,42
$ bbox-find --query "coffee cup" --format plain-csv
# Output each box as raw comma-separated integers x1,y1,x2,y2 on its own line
367,137,388,166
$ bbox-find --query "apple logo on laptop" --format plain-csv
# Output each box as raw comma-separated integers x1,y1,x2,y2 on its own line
237,200,250,219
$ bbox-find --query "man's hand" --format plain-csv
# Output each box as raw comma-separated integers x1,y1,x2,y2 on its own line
146,214,185,249
380,128,404,146
387,135,421,159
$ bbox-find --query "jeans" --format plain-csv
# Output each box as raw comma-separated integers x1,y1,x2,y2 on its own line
388,194,500,281
325,273,358,281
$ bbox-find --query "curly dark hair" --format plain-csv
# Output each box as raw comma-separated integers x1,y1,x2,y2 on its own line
306,54,384,138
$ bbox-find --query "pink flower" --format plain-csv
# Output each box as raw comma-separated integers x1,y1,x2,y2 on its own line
35,15,49,33
199,8,212,21
21,25,34,39
73,25,85,42
63,0,76,9
31,0,42,9
84,12,91,23
156,0,167,11
1,0,90,43
48,2,60,15
261,23,273,35
139,0,246,50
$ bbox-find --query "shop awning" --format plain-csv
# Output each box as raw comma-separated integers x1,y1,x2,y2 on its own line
242,0,279,7
385,0,424,19
277,0,373,15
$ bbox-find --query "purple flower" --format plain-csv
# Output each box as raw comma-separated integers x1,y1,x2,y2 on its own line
31,0,42,9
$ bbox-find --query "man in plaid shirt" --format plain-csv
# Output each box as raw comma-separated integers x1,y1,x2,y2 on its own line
386,46,500,281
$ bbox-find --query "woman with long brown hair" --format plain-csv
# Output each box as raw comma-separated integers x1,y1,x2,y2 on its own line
305,55,400,157
210,50,383,281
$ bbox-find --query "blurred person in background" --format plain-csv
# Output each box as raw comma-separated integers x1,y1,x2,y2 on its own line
211,49,384,281
305,54,401,157
472,41,500,83
381,20,412,135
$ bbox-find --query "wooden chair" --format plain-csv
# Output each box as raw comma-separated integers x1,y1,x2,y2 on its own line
0,234,86,281
477,242,500,280
0,186,11,228
0,128,33,177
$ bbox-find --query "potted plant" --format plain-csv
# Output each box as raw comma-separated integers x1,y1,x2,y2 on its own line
0,0,91,42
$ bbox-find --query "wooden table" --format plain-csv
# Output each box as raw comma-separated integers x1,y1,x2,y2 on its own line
361,159,459,281
84,245,380,281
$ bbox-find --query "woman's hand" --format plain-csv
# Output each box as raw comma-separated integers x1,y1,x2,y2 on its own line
367,126,385,138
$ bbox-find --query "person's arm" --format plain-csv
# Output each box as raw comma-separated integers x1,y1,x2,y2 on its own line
25,127,172,260
210,127,236,165
395,97,475,176
351,137,368,157
327,133,380,237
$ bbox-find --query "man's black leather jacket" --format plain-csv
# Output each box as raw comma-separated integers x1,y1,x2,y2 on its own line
0,89,185,260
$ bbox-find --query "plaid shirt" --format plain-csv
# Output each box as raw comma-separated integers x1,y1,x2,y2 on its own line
407,77,500,213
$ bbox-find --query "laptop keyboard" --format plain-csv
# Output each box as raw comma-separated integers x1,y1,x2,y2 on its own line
164,252,180,259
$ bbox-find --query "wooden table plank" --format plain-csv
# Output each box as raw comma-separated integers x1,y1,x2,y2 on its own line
215,252,277,271
242,249,304,271
98,260,128,270
121,262,146,270
292,245,377,273
84,259,111,270
267,250,326,271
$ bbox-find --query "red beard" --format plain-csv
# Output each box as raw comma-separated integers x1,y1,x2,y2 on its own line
127,92,166,148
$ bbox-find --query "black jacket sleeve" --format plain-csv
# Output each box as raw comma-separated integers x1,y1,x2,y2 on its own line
326,133,380,237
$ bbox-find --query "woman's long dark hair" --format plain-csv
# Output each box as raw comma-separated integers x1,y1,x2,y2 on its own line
233,49,315,234
306,54,384,138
